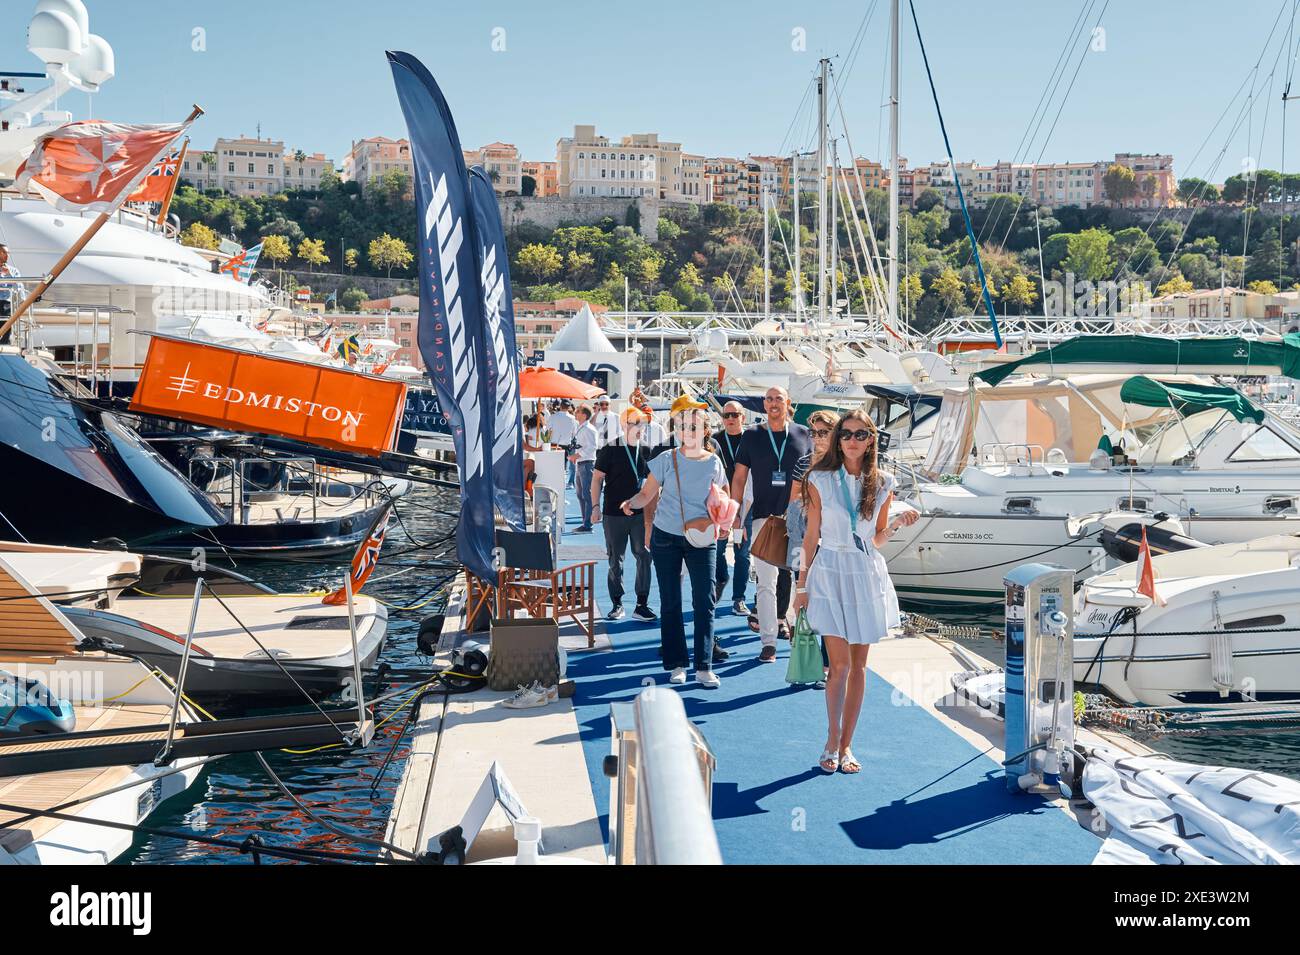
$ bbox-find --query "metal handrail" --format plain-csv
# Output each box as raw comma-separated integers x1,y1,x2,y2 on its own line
632,688,722,865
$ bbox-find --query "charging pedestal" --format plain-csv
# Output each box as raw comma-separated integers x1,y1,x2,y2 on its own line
1003,563,1075,797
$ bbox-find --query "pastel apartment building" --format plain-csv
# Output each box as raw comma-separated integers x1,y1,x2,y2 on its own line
463,141,523,195
342,136,413,191
181,137,335,196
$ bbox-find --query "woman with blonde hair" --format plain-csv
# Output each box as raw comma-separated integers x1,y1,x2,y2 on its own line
793,408,918,773
620,396,729,688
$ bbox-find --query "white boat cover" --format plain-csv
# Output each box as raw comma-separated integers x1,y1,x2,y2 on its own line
1083,746,1300,864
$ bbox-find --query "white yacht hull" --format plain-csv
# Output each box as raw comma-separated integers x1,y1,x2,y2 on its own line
0,758,205,865
881,512,1300,604
1072,630,1300,708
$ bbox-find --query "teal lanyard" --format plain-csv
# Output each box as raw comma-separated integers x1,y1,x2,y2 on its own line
766,425,788,468
723,431,738,464
836,468,859,539
624,442,642,488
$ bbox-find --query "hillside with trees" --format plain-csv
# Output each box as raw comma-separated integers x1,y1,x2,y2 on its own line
173,167,1300,332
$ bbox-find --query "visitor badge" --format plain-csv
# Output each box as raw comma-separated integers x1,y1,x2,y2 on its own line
852,534,867,552
771,470,787,487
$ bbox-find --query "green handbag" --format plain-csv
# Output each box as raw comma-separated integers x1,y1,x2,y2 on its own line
785,610,823,685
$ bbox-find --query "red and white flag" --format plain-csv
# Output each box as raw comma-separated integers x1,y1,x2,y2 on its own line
127,145,184,203
322,506,393,606
15,120,192,214
1135,526,1166,607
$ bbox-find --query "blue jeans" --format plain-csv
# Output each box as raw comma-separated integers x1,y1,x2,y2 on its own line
715,511,752,603
575,460,594,528
651,526,716,671
565,457,576,488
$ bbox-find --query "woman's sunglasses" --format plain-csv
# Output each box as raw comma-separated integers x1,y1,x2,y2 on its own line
810,428,832,438
839,428,874,443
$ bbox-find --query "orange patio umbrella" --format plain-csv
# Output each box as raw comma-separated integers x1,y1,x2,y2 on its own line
518,366,604,400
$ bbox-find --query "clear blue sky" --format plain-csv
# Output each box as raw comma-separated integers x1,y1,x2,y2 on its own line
5,0,1299,183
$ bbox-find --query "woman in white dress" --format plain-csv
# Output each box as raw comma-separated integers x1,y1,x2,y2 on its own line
793,409,918,774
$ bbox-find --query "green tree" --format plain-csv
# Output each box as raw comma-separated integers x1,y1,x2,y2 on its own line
677,262,703,289
180,222,219,250
296,237,328,272
1156,274,1194,296
930,268,967,312
650,290,683,312
261,233,292,267
344,248,359,272
1177,177,1219,206
1062,228,1116,282
636,252,663,287
893,273,923,322
1102,163,1137,206
368,232,414,277
515,243,563,283
521,174,536,197
566,250,596,284
340,287,367,312
1001,272,1038,314
914,188,944,212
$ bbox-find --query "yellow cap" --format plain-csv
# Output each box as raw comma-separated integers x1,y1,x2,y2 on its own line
670,394,708,416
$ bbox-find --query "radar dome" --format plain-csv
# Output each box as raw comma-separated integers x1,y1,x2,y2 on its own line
70,33,114,88
34,0,90,39
27,10,83,65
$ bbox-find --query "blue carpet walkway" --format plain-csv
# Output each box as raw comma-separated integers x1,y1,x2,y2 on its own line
558,491,1100,864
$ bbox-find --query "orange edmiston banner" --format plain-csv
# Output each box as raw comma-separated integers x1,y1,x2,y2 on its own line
129,336,407,457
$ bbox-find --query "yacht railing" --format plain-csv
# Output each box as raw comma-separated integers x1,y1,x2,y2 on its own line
606,687,721,865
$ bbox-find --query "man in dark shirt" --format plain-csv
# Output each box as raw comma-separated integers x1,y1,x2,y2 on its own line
730,386,811,662
713,400,752,615
591,407,658,623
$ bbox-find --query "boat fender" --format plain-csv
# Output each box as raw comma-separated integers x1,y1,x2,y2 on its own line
417,613,446,655
1100,522,1207,564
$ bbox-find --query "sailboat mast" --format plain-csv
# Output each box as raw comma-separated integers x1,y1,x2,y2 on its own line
793,151,802,318
763,187,771,318
888,0,900,331
816,58,829,324
830,137,839,319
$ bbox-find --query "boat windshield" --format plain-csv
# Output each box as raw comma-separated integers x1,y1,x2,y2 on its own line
1134,408,1232,466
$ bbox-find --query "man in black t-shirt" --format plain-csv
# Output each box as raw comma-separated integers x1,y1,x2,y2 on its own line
731,386,811,662
713,400,752,615
591,408,660,622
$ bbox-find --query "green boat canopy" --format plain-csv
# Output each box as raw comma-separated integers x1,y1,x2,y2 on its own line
1119,375,1265,424
976,334,1300,386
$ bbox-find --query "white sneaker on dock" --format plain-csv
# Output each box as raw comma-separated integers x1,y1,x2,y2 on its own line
668,667,687,685
503,682,553,709
696,670,721,689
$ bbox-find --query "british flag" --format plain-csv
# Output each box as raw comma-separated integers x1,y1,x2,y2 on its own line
128,145,183,203
322,506,393,605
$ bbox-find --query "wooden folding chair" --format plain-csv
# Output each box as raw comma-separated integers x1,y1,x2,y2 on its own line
493,530,596,648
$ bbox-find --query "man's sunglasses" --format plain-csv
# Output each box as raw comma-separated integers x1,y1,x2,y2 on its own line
721,411,742,419
839,428,874,443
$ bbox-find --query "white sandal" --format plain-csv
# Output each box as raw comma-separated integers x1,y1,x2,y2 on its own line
839,748,862,774
818,750,839,773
